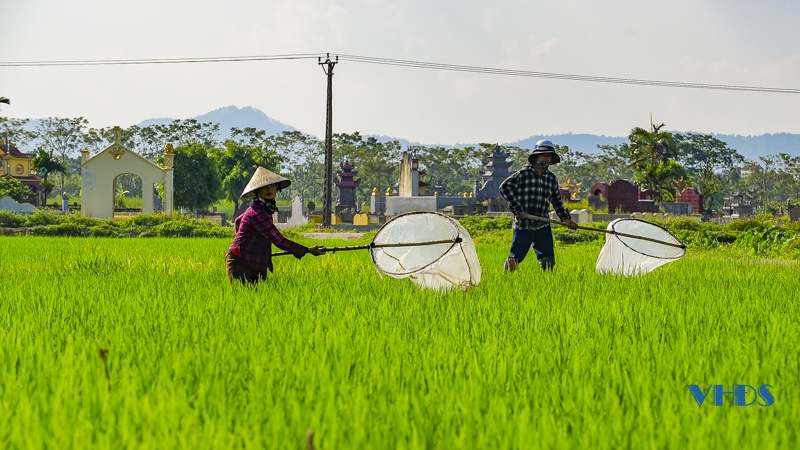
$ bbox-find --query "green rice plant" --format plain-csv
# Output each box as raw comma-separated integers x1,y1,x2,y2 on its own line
0,236,797,449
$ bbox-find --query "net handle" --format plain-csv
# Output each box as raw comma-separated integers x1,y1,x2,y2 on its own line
272,238,460,257
524,214,686,249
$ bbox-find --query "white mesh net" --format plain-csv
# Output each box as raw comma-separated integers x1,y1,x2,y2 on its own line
596,218,686,276
370,212,482,290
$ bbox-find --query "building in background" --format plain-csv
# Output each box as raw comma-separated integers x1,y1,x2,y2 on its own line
1,139,41,205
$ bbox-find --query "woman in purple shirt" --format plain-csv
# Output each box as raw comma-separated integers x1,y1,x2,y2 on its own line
226,167,325,284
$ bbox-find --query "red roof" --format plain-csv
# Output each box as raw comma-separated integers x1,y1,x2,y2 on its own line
1,144,35,159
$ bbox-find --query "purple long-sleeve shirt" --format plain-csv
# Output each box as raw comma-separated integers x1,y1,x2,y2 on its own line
227,202,309,272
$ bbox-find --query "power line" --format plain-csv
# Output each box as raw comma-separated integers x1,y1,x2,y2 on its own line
2,52,799,94
336,54,800,94
0,53,323,67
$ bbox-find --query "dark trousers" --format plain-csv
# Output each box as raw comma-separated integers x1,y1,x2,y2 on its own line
226,253,268,284
506,226,556,271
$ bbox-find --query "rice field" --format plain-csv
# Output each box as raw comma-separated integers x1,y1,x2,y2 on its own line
1,235,797,449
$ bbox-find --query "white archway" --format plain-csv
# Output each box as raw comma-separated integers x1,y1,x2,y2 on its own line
80,127,174,218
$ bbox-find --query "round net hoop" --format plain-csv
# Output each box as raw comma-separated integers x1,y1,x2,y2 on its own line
596,218,686,275
369,211,482,290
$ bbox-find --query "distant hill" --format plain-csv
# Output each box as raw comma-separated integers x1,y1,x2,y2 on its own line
506,132,800,161
507,134,628,154
137,105,295,137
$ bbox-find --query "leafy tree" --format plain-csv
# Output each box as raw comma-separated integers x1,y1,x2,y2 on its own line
0,117,37,149
35,117,90,191
673,133,744,211
775,153,800,203
0,176,33,202
171,143,222,213
412,144,486,196
31,147,67,203
674,133,743,174
264,131,324,203
211,141,278,217
633,160,688,197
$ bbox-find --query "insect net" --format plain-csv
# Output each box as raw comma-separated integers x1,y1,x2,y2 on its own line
595,218,686,276
370,212,482,290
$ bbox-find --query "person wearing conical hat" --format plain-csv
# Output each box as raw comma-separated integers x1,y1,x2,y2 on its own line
499,140,577,273
226,167,325,284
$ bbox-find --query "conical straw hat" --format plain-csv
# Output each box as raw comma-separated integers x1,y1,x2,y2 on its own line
241,166,291,198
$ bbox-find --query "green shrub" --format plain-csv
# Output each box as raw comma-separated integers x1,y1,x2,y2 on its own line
25,211,62,227
124,214,170,230
666,217,702,231
89,222,122,237
31,222,87,237
154,220,197,237
0,211,26,228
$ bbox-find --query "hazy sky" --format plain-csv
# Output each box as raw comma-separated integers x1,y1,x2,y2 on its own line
2,0,799,145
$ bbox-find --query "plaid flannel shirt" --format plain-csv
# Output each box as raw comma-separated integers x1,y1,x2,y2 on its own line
227,202,309,273
499,164,571,230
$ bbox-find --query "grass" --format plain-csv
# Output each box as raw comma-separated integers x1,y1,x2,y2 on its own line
0,236,797,449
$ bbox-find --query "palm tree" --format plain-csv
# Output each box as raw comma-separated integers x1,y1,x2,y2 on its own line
31,148,67,204
628,120,679,190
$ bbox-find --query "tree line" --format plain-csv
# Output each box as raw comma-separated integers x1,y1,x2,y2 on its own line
2,115,799,214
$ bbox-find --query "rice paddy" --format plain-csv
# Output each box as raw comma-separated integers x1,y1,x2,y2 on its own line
1,235,797,449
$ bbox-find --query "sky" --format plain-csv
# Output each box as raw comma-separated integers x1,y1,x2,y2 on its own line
2,0,799,145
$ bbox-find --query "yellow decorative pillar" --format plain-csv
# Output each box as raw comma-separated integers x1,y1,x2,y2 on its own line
164,143,174,216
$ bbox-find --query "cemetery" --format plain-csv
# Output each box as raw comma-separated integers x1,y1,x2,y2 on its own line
266,147,800,230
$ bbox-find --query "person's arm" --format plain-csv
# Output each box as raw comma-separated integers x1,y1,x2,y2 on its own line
251,213,310,258
500,173,524,216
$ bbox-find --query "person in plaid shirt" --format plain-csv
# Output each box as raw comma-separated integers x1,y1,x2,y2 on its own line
500,140,578,272
226,167,325,284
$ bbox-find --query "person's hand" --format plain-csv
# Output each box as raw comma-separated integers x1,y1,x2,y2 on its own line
309,245,326,256
563,218,578,230
515,212,527,221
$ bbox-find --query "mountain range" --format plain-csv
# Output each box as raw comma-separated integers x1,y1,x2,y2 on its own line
137,106,295,137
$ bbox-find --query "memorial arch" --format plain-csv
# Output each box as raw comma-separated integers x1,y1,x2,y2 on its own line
80,126,174,218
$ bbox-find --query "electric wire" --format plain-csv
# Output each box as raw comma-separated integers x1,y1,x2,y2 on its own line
2,52,798,94
0,53,323,67
337,54,800,94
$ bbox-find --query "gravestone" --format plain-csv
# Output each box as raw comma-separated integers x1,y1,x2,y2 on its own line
677,188,704,214
734,204,754,216
588,195,607,211
370,192,387,214
660,202,692,215
607,180,639,213
788,207,800,222
589,182,610,198
287,197,309,227
636,199,658,213
570,209,592,224
367,212,386,224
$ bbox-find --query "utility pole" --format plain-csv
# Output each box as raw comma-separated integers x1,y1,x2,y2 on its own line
319,54,338,227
